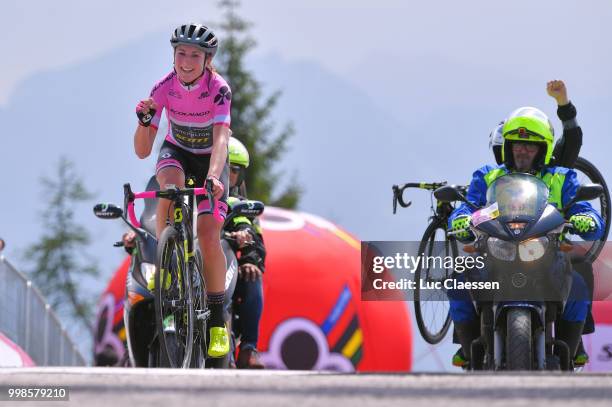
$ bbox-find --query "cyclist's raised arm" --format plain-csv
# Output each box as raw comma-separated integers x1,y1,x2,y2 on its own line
547,80,582,168
551,102,582,169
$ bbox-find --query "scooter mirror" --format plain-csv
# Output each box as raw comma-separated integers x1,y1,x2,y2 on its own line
93,203,124,219
230,200,265,218
575,184,604,202
563,183,604,213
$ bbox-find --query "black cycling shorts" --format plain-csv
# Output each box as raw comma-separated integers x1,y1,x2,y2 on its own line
155,141,229,219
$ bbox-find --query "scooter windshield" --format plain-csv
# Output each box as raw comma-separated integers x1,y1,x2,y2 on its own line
486,173,549,221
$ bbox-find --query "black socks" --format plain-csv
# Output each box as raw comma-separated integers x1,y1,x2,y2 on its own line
207,291,225,328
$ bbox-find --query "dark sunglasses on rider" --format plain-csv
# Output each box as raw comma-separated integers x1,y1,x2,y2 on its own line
511,142,541,153
230,165,242,174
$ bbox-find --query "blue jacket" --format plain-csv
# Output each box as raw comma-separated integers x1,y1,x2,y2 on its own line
448,164,604,241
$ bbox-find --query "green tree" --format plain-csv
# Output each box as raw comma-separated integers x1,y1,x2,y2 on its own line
215,0,301,208
25,157,99,332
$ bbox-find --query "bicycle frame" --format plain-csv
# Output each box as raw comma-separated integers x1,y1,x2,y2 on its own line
97,179,259,367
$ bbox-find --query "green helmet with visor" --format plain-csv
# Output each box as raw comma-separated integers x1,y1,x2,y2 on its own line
502,106,555,170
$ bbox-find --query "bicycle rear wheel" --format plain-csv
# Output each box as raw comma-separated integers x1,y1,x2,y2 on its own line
572,157,611,263
155,226,194,368
414,219,457,344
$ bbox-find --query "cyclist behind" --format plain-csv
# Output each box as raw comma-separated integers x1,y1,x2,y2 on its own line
133,23,232,358
448,106,603,369
226,137,266,369
489,80,582,168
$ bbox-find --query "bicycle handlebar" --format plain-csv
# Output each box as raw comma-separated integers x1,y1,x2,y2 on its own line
392,182,448,214
123,181,214,229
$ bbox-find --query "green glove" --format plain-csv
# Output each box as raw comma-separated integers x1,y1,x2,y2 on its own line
451,215,473,241
569,214,597,234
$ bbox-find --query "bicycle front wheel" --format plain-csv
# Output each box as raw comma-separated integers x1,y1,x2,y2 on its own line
190,249,207,368
414,219,457,344
155,226,194,368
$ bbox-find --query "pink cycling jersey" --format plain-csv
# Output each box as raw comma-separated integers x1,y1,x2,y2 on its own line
149,69,231,155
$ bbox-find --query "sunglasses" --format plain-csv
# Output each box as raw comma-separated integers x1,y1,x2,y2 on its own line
511,143,541,153
230,166,242,174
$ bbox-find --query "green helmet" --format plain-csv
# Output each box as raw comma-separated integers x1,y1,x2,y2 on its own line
501,107,555,169
228,136,249,168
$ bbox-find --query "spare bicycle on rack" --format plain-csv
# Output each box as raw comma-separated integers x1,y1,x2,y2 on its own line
392,181,466,344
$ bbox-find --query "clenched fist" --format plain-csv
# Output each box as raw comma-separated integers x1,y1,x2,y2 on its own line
135,97,158,127
546,80,569,106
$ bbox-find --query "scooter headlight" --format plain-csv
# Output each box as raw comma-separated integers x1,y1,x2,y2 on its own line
487,237,516,261
518,237,549,262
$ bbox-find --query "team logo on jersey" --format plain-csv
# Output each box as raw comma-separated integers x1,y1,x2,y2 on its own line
161,153,171,159
169,108,210,117
168,89,182,99
198,91,210,100
149,72,176,97
214,86,232,106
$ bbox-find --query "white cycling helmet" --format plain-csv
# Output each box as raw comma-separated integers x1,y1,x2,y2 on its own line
170,23,218,57
489,121,505,165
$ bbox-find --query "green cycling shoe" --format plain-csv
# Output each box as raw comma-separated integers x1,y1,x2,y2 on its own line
452,348,469,368
574,340,589,367
451,343,589,368
208,325,230,358
574,353,589,367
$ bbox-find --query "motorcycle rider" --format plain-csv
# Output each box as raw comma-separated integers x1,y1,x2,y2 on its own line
487,80,592,366
225,137,266,369
449,106,603,368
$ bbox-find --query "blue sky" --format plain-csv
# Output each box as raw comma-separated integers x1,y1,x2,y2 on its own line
3,0,612,104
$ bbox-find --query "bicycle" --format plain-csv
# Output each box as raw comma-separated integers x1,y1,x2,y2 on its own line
393,182,465,344
123,178,213,368
95,175,263,368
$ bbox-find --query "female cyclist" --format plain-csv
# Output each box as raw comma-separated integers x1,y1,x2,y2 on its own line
133,23,232,358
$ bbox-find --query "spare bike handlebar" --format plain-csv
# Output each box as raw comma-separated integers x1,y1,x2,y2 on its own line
392,182,449,214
